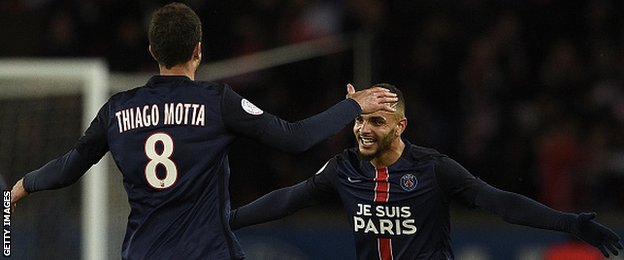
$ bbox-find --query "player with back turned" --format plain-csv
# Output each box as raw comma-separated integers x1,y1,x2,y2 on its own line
8,3,398,260
230,83,623,259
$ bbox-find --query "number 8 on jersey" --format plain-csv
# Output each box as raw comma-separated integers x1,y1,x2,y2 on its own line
144,132,178,189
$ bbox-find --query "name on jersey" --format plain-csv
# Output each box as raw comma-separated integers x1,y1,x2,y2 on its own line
353,203,417,236
115,103,205,133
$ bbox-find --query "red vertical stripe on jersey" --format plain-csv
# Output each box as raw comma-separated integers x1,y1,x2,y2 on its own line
374,167,392,259
378,238,393,260
374,167,389,202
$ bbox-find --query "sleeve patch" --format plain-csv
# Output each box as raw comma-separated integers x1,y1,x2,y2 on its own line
241,99,264,115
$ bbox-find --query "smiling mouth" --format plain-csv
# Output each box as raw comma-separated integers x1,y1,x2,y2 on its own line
359,136,376,146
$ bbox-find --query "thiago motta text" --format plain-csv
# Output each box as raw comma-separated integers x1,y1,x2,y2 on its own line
115,103,206,133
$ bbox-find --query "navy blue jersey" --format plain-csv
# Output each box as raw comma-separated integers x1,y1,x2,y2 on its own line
24,75,363,259
231,141,594,259
308,140,485,259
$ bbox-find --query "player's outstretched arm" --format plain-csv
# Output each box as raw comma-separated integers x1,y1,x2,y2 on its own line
346,83,397,114
230,181,318,230
14,149,95,202
10,178,29,207
569,212,624,257
474,185,623,257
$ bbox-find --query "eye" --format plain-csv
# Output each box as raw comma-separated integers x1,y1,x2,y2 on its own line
372,118,385,126
355,116,363,124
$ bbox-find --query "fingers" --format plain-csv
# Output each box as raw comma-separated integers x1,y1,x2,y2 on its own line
9,178,27,207
606,229,624,243
368,87,398,104
598,222,623,257
611,238,624,257
346,84,398,114
380,104,397,113
605,242,619,256
347,83,356,95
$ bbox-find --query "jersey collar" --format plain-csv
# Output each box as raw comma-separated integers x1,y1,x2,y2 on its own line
147,75,193,85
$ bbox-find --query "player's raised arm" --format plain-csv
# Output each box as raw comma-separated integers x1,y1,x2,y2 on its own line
222,84,397,153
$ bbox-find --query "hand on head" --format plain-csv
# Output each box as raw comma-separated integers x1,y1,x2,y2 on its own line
346,83,398,114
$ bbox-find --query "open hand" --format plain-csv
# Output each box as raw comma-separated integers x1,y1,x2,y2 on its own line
570,212,623,257
346,83,398,114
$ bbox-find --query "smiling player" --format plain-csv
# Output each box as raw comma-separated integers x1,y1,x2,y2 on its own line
230,83,623,259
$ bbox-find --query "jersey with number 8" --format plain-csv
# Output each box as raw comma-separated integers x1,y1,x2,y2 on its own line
144,133,177,189
99,77,249,259
39,75,363,259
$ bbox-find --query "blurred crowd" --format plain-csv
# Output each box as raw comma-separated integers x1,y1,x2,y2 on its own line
2,0,624,214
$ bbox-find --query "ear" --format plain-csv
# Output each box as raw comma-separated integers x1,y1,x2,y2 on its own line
148,45,163,68
395,117,407,136
193,42,202,60
148,45,157,60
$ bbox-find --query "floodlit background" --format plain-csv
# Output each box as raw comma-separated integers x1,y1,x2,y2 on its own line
1,0,624,259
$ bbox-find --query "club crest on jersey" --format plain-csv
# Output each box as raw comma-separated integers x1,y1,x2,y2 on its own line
241,99,263,115
400,174,418,191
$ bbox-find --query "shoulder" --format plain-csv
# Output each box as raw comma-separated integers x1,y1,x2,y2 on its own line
403,141,446,163
335,147,360,165
170,80,231,97
109,86,141,102
192,80,230,92
108,80,232,104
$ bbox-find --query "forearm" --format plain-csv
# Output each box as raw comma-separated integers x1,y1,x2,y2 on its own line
23,149,93,192
475,185,576,232
230,181,319,230
260,99,361,153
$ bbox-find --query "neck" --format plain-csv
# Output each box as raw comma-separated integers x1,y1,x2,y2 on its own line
370,138,405,168
159,61,197,80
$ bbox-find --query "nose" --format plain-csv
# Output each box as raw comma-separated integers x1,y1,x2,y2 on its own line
358,121,371,134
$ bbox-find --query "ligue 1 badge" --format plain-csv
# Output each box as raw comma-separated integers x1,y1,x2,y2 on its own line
400,173,418,191
241,99,264,115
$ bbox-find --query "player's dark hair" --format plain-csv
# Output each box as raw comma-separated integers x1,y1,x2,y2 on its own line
372,83,405,116
148,2,202,69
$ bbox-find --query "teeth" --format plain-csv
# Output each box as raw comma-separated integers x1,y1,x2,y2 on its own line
361,137,375,145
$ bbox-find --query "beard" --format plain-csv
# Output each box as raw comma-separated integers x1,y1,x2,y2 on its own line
357,131,396,160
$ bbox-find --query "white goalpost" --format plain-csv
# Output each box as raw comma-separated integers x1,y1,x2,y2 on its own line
0,59,109,260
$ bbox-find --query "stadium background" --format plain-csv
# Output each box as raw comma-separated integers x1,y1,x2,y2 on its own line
1,0,624,259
